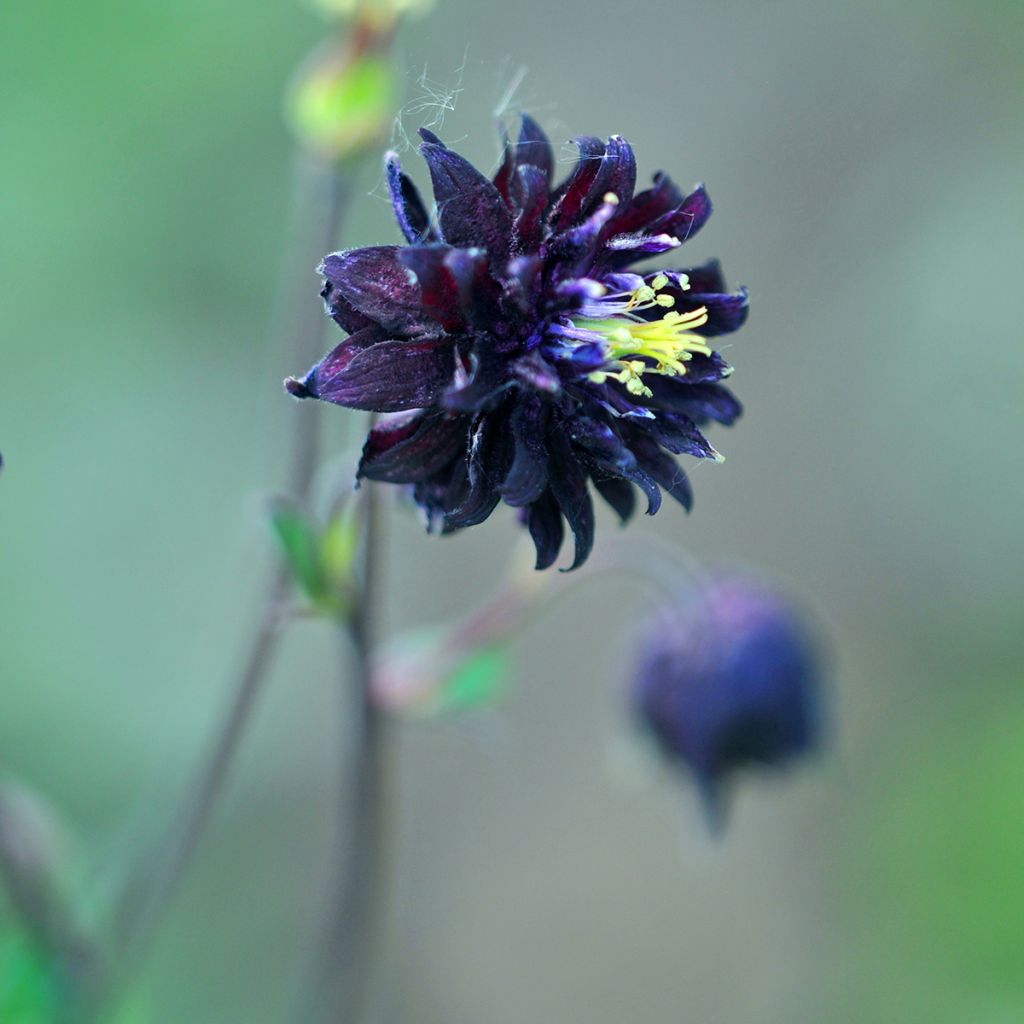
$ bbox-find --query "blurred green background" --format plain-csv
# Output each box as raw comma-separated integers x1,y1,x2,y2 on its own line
2,0,1023,1020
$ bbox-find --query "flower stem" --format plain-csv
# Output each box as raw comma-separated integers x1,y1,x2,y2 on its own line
301,468,391,1024
102,154,352,1009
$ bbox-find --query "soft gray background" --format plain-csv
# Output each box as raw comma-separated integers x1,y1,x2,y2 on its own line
2,0,1023,1020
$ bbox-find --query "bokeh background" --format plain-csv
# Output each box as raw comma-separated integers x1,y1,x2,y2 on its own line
3,0,1023,1020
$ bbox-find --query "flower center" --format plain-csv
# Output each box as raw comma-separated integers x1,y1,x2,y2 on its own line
569,275,711,398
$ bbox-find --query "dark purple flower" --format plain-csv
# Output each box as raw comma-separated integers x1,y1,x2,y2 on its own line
631,574,820,829
286,116,748,569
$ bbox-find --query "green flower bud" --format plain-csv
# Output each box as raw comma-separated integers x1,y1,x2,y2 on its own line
287,40,400,163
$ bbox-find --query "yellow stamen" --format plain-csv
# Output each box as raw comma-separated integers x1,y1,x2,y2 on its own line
574,277,712,397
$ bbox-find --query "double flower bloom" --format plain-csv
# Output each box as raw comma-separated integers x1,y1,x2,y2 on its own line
286,116,749,570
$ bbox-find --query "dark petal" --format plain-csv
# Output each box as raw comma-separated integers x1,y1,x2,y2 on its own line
658,183,713,244
593,475,636,524
358,411,467,483
442,248,505,334
569,415,662,515
516,114,555,187
397,247,465,332
602,171,684,238
500,396,549,506
604,232,681,260
545,192,619,272
674,351,733,384
503,254,543,314
547,430,595,570
630,437,693,511
526,490,565,570
419,133,513,258
320,279,376,335
546,136,609,231
284,325,380,399
311,338,455,412
647,380,743,426
636,410,720,460
444,416,506,527
686,286,749,336
492,124,516,203
385,152,433,244
603,135,637,207
652,267,748,337
443,342,512,412
677,258,727,294
510,350,561,394
320,247,438,337
511,165,550,252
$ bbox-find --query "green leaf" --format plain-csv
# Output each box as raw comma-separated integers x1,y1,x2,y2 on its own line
270,501,326,604
435,648,507,711
319,508,359,592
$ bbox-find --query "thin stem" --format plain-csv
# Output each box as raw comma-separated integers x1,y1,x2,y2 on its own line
101,154,353,1010
302,474,391,1024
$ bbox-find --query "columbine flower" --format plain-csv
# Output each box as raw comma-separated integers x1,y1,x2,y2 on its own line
286,116,748,569
630,574,820,829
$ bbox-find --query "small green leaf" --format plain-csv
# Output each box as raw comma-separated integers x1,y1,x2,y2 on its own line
270,501,326,603
436,648,508,711
319,508,359,592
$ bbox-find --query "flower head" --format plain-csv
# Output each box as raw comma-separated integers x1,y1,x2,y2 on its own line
286,116,748,569
631,574,820,828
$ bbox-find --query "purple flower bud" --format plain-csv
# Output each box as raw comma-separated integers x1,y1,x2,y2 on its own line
631,574,821,830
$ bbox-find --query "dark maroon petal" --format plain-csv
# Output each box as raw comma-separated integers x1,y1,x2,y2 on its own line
397,246,465,332
442,343,512,412
659,183,713,243
686,287,749,336
358,412,467,483
511,165,549,252
646,381,742,427
500,397,549,506
602,172,684,238
510,351,561,394
676,258,727,294
603,135,637,207
311,338,454,412
569,415,661,515
385,152,433,244
320,247,438,336
442,248,505,334
636,411,720,461
547,430,595,570
515,114,554,187
546,135,607,231
592,475,636,523
630,438,693,511
284,325,380,399
672,351,734,384
526,490,565,570
445,416,506,527
419,131,513,258
493,124,516,204
320,279,376,335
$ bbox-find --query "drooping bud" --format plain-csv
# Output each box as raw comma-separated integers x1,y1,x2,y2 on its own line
630,573,821,830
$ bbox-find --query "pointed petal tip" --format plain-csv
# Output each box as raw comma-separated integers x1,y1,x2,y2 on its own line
284,376,313,399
